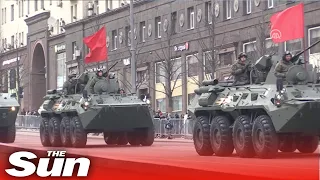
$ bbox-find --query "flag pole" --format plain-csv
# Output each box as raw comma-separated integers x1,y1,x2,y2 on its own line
130,0,136,94
302,3,307,69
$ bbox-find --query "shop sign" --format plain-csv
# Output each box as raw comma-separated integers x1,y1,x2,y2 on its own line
55,44,66,53
173,42,189,52
2,57,20,66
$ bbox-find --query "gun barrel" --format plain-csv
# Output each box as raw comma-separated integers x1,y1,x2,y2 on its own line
194,86,211,95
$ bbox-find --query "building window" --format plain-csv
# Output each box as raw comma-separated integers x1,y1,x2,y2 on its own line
187,7,195,29
155,62,165,83
246,0,252,14
156,98,166,112
18,1,21,17
4,8,6,23
284,39,302,55
125,26,131,46
50,0,52,5
172,57,182,80
21,32,24,45
35,0,38,11
11,5,14,21
219,51,234,66
226,0,231,19
205,2,212,24
74,4,77,20
172,96,182,112
203,51,214,75
155,16,161,38
71,6,73,22
137,70,147,83
187,54,199,77
171,12,177,34
265,37,279,55
41,0,44,9
112,30,117,50
268,0,274,8
21,0,24,17
188,93,195,105
56,52,67,89
308,27,320,66
140,21,145,42
106,0,112,10
243,41,257,60
11,35,14,46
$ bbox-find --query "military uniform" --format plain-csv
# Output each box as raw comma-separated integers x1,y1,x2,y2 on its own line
62,74,77,95
274,51,293,91
274,60,293,79
231,52,252,84
87,69,104,94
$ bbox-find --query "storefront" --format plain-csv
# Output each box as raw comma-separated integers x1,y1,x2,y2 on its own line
55,43,66,89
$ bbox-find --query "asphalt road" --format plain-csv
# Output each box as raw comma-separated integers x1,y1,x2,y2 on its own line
1,131,319,180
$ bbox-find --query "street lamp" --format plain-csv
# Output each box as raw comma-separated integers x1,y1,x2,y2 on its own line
15,39,21,104
130,0,136,94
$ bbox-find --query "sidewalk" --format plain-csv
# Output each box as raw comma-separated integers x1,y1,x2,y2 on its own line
16,130,193,143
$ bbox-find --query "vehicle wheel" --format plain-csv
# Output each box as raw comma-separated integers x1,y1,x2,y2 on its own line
40,117,51,147
2,124,16,143
128,130,141,146
103,132,118,145
49,117,62,147
252,115,278,159
117,133,128,145
210,116,234,156
70,116,87,148
233,115,255,158
193,116,214,156
296,135,319,153
278,135,296,152
60,116,71,147
140,127,154,146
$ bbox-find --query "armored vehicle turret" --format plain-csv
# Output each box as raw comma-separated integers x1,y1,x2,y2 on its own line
38,68,154,148
189,40,320,159
0,93,19,143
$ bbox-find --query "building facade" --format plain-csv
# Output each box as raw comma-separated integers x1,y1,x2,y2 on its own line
1,0,320,113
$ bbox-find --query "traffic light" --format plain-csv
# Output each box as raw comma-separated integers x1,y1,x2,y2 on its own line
9,69,16,89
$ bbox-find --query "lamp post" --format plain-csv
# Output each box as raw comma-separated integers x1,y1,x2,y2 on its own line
130,0,136,94
15,39,21,104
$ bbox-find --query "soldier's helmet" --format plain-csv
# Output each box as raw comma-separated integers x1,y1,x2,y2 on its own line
282,51,292,60
238,52,247,59
96,69,103,76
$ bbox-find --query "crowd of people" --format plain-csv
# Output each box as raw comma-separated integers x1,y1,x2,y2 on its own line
19,109,40,116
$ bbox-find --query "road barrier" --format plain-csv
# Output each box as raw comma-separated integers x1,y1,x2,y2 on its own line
15,115,195,139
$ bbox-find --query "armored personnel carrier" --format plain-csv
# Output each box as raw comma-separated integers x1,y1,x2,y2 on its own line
189,40,320,159
0,93,19,143
38,68,154,148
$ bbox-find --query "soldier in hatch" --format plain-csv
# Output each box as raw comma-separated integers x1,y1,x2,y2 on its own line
274,51,294,91
62,73,77,95
88,69,104,94
231,52,252,85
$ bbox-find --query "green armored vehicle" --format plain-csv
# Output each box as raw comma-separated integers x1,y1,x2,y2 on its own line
39,69,154,148
0,93,19,143
189,40,320,159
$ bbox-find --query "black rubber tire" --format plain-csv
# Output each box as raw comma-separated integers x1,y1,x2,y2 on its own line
252,115,278,159
295,135,319,153
117,133,128,145
140,128,155,146
104,132,118,145
232,115,255,158
49,117,62,147
2,124,16,143
210,116,234,156
278,135,296,153
193,116,214,156
40,117,51,147
70,116,87,148
60,116,71,147
127,131,141,146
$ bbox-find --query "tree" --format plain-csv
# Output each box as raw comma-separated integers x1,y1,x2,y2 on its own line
151,16,187,113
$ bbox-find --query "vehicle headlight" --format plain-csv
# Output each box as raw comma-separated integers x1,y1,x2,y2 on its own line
10,106,15,111
84,101,89,106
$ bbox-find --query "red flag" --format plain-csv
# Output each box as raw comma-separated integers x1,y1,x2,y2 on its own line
83,26,108,64
270,3,304,43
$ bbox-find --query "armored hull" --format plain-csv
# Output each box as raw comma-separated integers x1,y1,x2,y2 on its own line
0,93,20,143
189,52,320,159
38,72,154,148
